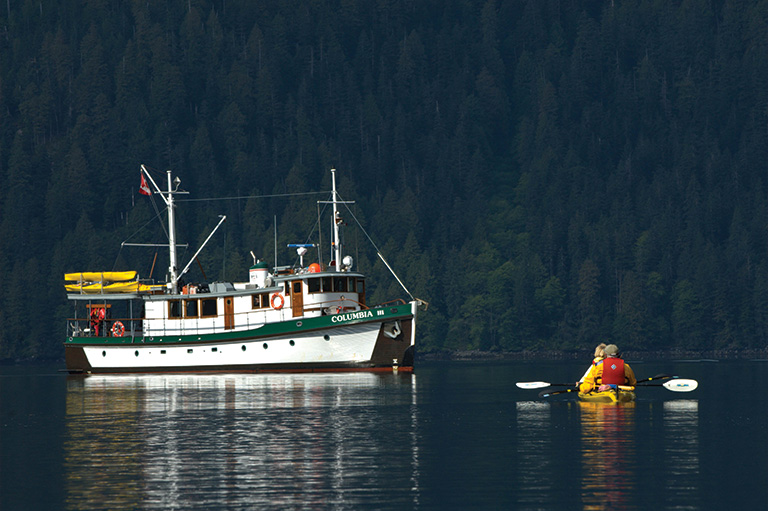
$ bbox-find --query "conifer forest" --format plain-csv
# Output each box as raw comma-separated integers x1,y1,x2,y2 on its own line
1,0,768,361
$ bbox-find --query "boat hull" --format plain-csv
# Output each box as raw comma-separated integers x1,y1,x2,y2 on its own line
578,388,636,403
65,306,415,374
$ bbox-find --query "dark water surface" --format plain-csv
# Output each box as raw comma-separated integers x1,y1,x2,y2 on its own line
1,359,766,510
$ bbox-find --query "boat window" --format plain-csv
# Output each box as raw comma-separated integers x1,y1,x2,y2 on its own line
348,277,355,292
252,293,269,309
356,278,365,294
321,277,332,292
285,282,291,295
184,299,198,318
201,298,218,317
168,300,182,319
334,277,347,292
308,278,320,293
292,281,302,294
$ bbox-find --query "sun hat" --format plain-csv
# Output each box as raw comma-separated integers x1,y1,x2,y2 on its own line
604,344,619,356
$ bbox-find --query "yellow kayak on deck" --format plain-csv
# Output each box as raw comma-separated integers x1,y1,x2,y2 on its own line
65,271,138,282
578,386,636,403
65,281,159,294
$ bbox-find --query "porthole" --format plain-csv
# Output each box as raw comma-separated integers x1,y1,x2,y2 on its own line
296,321,303,327
263,343,268,349
212,347,218,352
289,340,295,346
187,349,193,354
160,350,166,354
135,350,139,357
242,345,246,351
324,334,330,341
102,351,106,357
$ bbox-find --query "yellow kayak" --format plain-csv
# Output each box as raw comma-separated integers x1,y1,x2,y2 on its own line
65,271,137,282
578,386,636,403
65,281,159,294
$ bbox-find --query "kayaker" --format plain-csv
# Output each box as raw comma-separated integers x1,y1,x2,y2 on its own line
579,343,607,383
579,344,637,393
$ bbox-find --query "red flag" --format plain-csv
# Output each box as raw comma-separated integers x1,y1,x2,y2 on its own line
139,173,151,196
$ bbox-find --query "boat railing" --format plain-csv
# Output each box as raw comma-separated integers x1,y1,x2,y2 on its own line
142,307,286,338
142,298,372,337
69,296,398,340
374,298,408,308
67,317,144,340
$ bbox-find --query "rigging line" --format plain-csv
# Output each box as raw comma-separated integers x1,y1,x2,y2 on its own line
304,198,331,245
120,204,169,245
140,164,167,180
336,191,416,301
288,200,331,269
177,191,328,202
149,192,170,240
335,192,381,254
110,244,124,273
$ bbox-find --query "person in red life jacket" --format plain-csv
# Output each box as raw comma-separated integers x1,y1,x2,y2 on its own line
90,307,106,337
90,308,99,337
579,344,637,394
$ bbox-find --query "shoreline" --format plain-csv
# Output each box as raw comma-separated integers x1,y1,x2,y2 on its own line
419,348,768,362
4,347,768,367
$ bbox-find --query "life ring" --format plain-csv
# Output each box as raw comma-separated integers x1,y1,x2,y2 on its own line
271,293,284,310
111,321,125,337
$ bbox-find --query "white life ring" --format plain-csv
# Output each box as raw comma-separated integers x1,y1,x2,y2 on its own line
111,321,125,337
271,293,285,310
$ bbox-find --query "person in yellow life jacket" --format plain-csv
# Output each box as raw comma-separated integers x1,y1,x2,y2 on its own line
579,343,607,384
579,344,637,394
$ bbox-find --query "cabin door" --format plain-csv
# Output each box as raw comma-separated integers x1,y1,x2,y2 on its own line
224,296,235,330
290,280,303,317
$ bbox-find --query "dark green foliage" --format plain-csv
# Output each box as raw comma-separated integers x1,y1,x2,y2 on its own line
1,0,768,360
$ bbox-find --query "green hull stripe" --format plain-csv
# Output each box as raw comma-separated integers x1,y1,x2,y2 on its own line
66,305,412,345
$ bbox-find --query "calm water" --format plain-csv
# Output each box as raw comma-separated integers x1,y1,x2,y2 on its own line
1,359,766,510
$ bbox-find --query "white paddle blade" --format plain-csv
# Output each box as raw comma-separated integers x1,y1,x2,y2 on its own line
516,381,551,389
663,379,698,392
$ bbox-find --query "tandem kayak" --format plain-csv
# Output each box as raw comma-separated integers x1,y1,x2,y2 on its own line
578,386,636,403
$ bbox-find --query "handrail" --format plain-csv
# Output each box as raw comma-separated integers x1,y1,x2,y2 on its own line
375,298,408,307
67,296,407,340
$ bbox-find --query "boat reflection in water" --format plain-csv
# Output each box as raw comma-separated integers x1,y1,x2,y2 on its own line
579,401,636,510
64,372,418,510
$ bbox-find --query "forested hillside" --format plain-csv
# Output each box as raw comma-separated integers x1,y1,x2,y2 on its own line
1,0,767,361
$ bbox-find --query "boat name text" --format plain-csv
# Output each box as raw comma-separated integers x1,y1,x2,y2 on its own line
331,310,376,322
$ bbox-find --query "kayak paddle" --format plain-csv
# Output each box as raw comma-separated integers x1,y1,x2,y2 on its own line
539,378,698,398
518,373,674,390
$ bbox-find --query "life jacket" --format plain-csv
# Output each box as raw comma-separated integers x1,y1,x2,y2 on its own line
601,357,625,385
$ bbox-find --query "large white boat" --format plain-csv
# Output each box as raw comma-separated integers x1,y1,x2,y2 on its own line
64,167,419,374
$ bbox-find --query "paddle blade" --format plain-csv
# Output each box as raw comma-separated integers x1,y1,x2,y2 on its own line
516,381,551,389
538,388,577,399
663,379,698,392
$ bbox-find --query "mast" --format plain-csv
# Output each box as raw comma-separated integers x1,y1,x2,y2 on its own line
166,170,179,292
318,168,354,272
137,165,187,294
331,168,341,272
